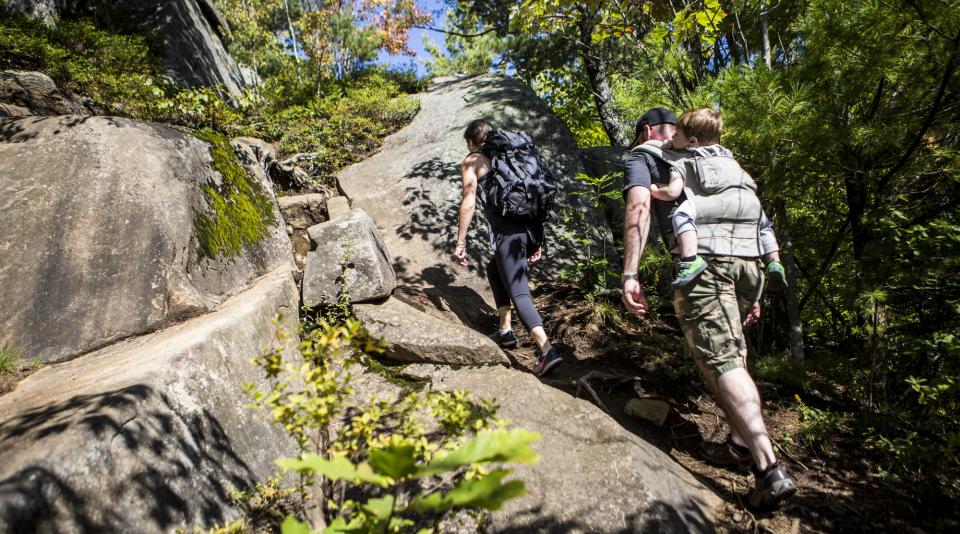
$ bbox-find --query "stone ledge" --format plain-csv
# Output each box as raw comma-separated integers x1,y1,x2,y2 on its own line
0,267,300,532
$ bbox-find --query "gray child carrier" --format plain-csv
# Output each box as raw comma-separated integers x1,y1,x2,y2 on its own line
634,141,764,257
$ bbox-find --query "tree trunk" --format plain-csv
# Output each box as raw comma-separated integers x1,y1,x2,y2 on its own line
284,0,302,72
760,6,772,67
775,199,805,361
578,9,628,146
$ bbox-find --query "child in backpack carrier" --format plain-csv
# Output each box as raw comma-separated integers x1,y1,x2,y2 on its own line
649,108,788,290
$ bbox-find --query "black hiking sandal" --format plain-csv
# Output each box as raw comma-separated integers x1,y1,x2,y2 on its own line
489,329,519,349
748,462,797,508
533,347,563,377
699,434,754,472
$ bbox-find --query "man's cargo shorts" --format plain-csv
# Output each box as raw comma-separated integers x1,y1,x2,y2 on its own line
673,256,764,380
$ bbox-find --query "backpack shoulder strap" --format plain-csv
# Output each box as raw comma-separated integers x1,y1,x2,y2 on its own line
631,141,688,173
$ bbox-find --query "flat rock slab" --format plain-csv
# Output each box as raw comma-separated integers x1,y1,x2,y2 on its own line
353,297,508,366
302,209,396,306
403,364,720,533
0,267,300,532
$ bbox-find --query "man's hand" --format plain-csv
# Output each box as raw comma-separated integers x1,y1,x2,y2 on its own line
527,246,542,264
743,301,761,326
452,241,468,267
622,279,649,316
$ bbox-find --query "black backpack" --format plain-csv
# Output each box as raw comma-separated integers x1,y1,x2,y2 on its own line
478,130,559,223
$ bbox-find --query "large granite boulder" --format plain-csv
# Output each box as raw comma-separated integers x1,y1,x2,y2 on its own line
0,71,90,116
336,74,614,328
0,116,291,363
353,297,508,366
113,0,244,97
0,267,300,532
404,364,720,532
302,209,397,307
4,0,244,97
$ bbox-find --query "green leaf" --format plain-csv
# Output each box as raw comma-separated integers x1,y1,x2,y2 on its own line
361,495,395,520
277,454,391,487
410,470,527,512
281,516,313,534
322,516,366,534
368,444,418,480
418,429,540,477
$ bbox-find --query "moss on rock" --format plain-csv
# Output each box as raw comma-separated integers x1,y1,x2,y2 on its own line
191,128,275,259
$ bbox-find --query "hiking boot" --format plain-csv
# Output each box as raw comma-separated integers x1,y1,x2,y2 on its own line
748,462,797,508
672,256,708,288
533,347,563,377
766,260,788,292
699,434,754,471
489,329,519,349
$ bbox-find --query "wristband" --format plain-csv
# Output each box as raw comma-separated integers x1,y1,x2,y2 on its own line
622,273,639,282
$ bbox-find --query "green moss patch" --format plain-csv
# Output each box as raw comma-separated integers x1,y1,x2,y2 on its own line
191,128,276,259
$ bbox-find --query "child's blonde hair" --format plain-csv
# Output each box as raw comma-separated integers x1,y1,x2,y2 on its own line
677,108,723,145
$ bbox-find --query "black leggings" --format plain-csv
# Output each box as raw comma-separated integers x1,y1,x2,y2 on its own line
486,231,543,332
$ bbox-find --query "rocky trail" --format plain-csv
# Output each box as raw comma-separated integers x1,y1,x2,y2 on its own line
0,62,946,533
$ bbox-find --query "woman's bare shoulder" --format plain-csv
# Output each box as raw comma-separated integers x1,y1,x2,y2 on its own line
461,151,491,171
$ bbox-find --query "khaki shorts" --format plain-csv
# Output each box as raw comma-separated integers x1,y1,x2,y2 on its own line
673,256,764,382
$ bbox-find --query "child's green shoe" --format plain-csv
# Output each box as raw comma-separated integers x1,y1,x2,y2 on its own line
767,260,788,292
673,256,708,288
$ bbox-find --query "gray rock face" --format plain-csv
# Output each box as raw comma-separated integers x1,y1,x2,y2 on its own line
3,0,58,25
5,1,244,97
353,297,508,366
0,116,292,363
336,75,613,328
0,71,90,116
120,0,245,97
403,364,719,532
302,209,396,306
0,267,300,532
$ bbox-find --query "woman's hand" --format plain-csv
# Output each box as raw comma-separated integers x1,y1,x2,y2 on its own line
453,240,468,267
527,246,542,264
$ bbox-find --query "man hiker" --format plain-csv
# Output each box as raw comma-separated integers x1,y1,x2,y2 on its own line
621,107,797,507
452,118,563,376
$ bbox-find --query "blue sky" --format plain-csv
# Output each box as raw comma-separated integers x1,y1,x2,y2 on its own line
376,0,451,76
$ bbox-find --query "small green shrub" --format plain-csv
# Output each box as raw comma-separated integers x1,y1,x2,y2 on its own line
244,318,538,532
793,395,852,453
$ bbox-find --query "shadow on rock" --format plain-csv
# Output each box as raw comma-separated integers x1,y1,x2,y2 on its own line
0,384,256,531
495,495,715,533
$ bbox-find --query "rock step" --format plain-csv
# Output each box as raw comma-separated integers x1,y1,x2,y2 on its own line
353,296,508,366
0,267,300,532
403,364,720,533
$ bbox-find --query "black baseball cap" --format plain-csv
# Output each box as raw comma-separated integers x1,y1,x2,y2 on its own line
634,107,677,138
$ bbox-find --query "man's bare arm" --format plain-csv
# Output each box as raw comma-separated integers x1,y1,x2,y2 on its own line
622,185,651,315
